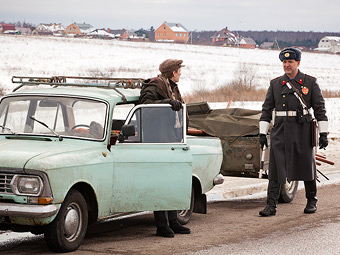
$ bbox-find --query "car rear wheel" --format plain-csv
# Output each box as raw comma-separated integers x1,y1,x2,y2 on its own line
279,180,299,203
177,187,194,225
44,189,88,252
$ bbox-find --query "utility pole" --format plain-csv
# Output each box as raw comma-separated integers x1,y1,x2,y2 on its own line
186,32,193,44
273,38,280,49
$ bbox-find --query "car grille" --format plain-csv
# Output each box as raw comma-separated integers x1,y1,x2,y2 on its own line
0,173,14,194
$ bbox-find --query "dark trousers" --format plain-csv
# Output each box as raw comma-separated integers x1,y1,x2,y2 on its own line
267,179,317,206
154,210,177,227
304,180,317,200
267,180,281,207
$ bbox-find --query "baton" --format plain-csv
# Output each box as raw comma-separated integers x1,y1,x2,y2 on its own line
259,146,267,179
317,169,329,180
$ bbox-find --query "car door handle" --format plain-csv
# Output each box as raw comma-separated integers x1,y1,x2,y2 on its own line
171,146,190,151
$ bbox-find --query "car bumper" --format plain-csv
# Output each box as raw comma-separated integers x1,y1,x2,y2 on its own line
213,174,224,185
0,202,59,218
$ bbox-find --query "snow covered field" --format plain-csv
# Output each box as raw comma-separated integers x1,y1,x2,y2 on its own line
0,35,339,133
1,35,340,96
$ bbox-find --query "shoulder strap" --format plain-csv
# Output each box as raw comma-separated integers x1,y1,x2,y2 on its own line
287,81,309,113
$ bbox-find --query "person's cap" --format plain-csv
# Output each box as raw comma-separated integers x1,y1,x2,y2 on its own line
159,59,185,74
279,47,302,61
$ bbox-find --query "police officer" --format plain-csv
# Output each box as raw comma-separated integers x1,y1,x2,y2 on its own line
259,47,328,216
139,59,190,237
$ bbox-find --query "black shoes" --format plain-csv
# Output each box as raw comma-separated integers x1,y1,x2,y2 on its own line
169,220,191,234
304,199,317,213
259,206,277,217
156,226,174,238
156,221,191,237
259,200,317,216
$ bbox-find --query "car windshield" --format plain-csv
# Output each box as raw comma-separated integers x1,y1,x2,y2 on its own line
0,95,107,140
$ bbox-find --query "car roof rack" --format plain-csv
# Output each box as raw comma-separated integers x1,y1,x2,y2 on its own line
11,76,144,102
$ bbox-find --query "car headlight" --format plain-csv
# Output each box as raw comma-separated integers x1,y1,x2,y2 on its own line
245,152,253,160
10,175,44,196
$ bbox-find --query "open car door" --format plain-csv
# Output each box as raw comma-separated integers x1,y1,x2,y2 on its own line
110,104,192,212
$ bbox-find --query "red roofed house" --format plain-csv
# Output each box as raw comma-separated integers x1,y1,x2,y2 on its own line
155,22,189,43
0,23,16,34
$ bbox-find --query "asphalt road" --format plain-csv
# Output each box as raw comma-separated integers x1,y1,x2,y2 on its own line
1,182,340,254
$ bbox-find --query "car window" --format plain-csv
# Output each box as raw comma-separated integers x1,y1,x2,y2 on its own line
112,103,135,131
124,106,184,143
0,96,108,140
113,103,135,120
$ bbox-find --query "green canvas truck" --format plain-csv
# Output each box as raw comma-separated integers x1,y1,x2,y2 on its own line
0,76,224,252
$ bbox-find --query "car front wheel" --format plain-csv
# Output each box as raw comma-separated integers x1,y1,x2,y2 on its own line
44,189,88,252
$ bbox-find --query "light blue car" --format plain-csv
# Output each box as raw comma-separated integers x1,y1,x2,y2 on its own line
0,76,223,252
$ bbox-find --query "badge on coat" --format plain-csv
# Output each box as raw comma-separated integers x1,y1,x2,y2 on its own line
302,87,309,95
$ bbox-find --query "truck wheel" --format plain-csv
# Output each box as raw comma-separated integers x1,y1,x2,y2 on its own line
44,189,88,252
278,180,299,203
177,187,194,225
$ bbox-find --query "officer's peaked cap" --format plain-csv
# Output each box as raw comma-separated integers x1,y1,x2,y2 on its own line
279,47,302,61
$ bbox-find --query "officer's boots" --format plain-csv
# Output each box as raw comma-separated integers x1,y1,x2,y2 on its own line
259,181,281,217
304,180,317,214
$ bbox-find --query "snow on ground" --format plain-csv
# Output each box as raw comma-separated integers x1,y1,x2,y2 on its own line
0,34,339,133
1,34,339,133
0,35,340,95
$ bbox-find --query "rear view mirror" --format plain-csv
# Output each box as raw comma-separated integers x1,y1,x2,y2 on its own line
118,124,135,143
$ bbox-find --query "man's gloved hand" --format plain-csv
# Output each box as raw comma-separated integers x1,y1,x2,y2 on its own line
169,100,183,111
319,132,328,149
259,134,268,150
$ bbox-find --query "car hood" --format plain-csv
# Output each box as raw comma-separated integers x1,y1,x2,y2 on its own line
0,138,106,171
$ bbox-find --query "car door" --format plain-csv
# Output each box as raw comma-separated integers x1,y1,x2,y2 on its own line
110,104,192,212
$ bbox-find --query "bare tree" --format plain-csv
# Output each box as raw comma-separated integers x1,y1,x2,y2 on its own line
233,62,258,89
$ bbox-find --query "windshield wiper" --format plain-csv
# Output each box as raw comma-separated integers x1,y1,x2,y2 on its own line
29,116,63,141
0,124,17,135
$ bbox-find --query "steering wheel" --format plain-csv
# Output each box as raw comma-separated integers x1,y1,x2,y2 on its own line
71,124,90,133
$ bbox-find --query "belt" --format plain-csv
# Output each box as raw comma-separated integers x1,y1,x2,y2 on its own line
275,109,309,117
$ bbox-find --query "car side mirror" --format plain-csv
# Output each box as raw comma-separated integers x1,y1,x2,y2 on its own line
118,124,135,143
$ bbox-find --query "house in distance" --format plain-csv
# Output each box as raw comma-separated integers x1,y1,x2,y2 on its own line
315,36,340,53
211,27,239,46
155,22,189,43
64,22,94,36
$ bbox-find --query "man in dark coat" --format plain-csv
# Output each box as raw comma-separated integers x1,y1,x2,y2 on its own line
139,59,190,237
259,47,328,216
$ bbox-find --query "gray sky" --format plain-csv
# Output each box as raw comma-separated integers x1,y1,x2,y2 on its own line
1,0,339,32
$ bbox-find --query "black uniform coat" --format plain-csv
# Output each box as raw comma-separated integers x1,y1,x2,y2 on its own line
260,70,327,184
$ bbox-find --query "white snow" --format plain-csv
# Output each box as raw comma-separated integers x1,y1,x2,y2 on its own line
1,35,340,97
169,26,187,32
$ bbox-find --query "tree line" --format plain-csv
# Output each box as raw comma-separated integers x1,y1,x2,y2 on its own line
191,30,340,48
3,20,340,48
